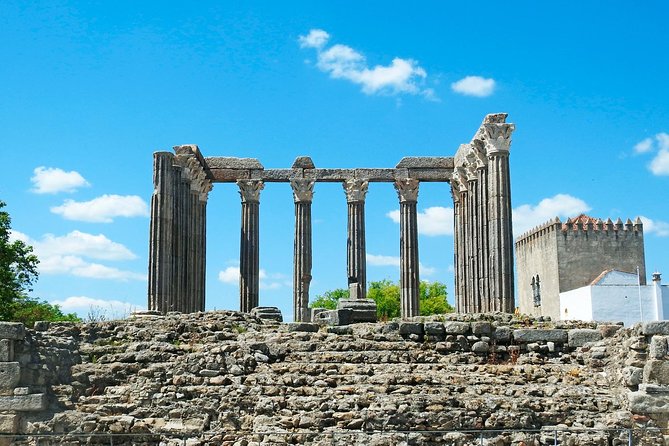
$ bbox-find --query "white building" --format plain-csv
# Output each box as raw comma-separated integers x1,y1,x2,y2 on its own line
560,270,669,327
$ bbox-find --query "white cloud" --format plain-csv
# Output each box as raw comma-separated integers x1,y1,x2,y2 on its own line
367,254,399,267
513,194,591,236
218,266,239,284
451,76,496,97
10,230,143,280
299,29,330,49
30,166,90,194
51,194,149,223
300,29,433,98
366,253,436,276
218,267,289,290
38,254,145,280
640,216,669,237
634,137,654,154
650,146,669,176
34,230,135,260
387,206,454,236
51,296,145,319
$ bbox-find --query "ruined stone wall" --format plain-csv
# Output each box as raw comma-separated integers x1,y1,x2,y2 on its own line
1,313,668,445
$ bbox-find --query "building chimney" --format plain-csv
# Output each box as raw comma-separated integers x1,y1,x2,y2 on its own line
652,272,662,283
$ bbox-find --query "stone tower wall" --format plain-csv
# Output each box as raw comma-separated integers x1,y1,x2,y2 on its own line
515,221,560,318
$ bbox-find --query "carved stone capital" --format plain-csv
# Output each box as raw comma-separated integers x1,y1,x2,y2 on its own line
237,180,264,203
343,179,369,202
290,179,315,203
452,168,469,193
484,123,515,156
471,139,488,169
394,178,419,203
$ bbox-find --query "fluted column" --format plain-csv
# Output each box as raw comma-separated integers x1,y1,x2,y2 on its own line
484,122,515,313
148,152,176,313
394,179,420,318
343,179,369,299
238,179,264,313
291,179,314,322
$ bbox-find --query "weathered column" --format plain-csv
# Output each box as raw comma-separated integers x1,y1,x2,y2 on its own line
291,179,315,322
394,178,420,318
343,178,369,299
450,174,463,313
484,122,515,313
238,179,264,313
148,152,176,313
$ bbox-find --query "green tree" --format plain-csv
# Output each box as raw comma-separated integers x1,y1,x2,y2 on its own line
310,288,349,310
0,200,80,326
310,279,453,319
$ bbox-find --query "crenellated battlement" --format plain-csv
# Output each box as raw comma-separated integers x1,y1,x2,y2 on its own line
515,215,643,247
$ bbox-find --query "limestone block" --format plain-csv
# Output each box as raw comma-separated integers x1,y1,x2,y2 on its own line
0,363,20,391
395,157,454,169
443,321,470,335
0,394,46,411
512,329,568,344
251,307,283,323
0,323,24,341
642,321,669,336
337,299,377,323
622,367,644,387
314,309,352,326
471,341,490,353
568,329,603,347
471,322,492,336
598,324,623,338
287,323,319,333
629,386,669,414
650,336,668,359
424,322,445,336
493,326,511,342
205,157,263,169
0,340,13,362
327,326,353,335
643,360,669,385
0,414,18,433
399,323,424,336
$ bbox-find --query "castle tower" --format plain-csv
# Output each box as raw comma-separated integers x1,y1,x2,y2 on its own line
515,214,646,319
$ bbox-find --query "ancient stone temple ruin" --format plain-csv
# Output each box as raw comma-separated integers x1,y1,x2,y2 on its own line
148,113,516,319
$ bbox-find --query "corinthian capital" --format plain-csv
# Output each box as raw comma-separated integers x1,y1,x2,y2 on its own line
484,123,515,156
237,180,264,203
394,178,419,203
290,179,315,203
343,179,369,202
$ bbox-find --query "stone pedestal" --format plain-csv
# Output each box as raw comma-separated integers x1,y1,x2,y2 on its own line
238,180,264,313
337,299,377,323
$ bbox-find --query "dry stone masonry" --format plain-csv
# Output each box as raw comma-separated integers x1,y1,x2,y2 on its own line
1,315,668,445
148,114,516,318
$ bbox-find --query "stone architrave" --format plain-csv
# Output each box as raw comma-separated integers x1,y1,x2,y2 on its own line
290,179,315,322
343,179,369,299
238,179,264,313
394,178,420,318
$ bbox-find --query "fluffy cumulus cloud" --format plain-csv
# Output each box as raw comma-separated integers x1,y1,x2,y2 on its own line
450,76,496,97
387,206,454,236
51,194,149,223
512,194,591,237
31,166,90,194
299,28,434,98
640,216,669,237
51,296,145,319
634,133,669,176
8,230,144,281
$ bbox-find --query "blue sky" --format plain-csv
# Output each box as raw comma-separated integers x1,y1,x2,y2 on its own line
2,1,668,320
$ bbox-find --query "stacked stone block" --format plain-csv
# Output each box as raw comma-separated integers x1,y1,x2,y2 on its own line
0,322,46,445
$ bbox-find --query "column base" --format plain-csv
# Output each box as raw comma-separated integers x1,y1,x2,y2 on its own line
337,299,378,323
251,306,283,323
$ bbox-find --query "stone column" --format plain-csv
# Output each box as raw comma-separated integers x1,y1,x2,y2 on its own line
238,179,264,313
291,179,314,322
484,122,515,313
343,179,369,299
148,152,176,313
394,179,420,318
